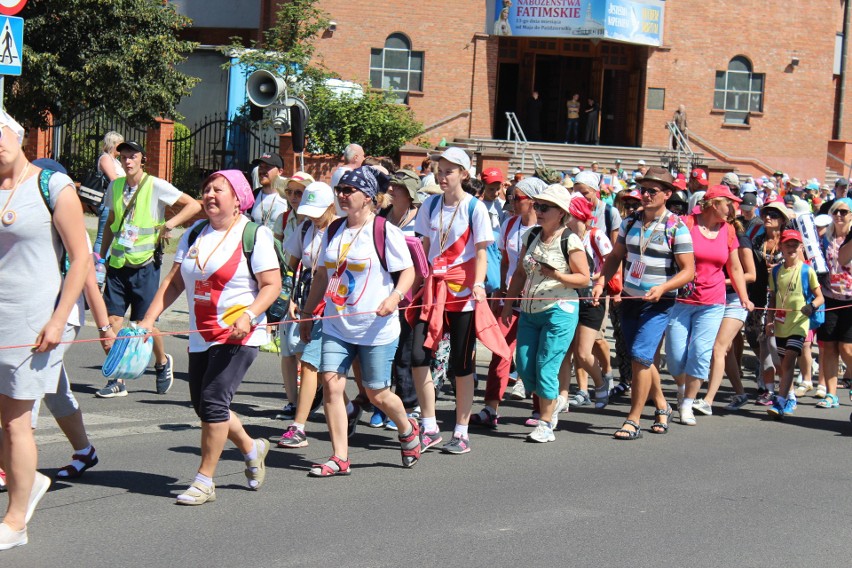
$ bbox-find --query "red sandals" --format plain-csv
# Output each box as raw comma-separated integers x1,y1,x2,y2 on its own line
308,455,351,477
399,418,421,468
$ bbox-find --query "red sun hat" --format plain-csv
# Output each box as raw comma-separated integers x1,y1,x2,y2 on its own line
703,184,742,202
780,229,803,244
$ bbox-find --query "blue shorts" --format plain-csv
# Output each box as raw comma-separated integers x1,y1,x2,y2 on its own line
319,334,398,390
665,302,725,380
103,262,160,321
620,298,673,368
723,292,748,322
279,316,324,364
516,302,579,400
300,320,323,370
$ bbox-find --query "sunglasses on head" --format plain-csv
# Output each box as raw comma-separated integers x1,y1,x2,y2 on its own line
335,186,357,196
533,202,553,213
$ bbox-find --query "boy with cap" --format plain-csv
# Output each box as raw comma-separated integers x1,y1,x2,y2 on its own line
250,153,288,233
480,167,507,232
98,141,202,398
765,230,824,418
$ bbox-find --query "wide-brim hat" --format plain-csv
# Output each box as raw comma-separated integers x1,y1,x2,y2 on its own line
761,199,792,221
535,184,573,215
637,166,676,191
390,168,422,204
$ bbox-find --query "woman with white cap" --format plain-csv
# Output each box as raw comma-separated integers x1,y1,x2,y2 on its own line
410,147,508,455
500,184,589,442
0,111,91,549
471,176,545,429
139,170,281,505
276,182,339,448
299,166,417,475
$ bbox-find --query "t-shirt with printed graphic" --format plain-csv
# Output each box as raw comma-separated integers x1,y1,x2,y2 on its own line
769,261,819,338
583,228,613,281
250,191,288,232
521,229,584,314
617,211,693,299
175,217,279,353
319,216,413,345
414,194,494,312
499,215,536,289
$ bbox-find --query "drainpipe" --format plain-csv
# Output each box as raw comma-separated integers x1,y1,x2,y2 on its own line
838,0,851,139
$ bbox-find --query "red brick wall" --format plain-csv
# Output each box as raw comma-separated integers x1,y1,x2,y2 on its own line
311,0,490,143
643,0,842,180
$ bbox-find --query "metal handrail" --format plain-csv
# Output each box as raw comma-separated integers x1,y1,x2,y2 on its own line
665,121,695,172
827,151,852,181
505,111,528,171
422,108,472,134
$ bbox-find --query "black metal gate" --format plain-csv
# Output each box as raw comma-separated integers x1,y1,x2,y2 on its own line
166,114,278,197
50,110,147,181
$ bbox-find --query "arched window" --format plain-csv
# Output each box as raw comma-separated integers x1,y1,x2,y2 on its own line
714,56,764,124
370,33,424,104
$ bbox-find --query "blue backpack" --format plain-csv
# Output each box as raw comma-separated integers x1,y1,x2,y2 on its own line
771,263,825,330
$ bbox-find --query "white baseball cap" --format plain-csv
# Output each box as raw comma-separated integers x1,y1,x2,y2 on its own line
297,182,335,218
432,147,471,171
638,159,646,166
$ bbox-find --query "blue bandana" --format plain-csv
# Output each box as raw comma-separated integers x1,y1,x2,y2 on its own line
339,166,380,200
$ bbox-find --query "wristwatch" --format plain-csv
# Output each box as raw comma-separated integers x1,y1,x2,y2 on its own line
244,309,259,326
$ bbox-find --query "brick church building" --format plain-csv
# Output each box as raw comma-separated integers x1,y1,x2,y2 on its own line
174,0,852,180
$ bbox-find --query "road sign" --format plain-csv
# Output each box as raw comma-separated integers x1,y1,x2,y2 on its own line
0,15,21,76
0,0,26,16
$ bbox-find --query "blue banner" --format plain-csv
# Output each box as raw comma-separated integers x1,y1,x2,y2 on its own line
490,0,664,47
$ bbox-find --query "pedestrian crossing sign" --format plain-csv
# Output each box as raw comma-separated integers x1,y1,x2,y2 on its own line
0,15,22,76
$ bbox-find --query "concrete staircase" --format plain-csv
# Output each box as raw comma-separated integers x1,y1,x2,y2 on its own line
454,137,713,176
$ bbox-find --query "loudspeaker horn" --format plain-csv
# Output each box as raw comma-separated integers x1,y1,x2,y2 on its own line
246,69,287,108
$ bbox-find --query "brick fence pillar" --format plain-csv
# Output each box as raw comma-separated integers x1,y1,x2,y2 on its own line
23,123,53,161
278,133,295,177
146,118,174,181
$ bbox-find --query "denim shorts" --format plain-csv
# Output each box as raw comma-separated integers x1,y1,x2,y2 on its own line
620,298,673,368
280,317,323,370
665,302,725,380
320,333,399,390
723,292,748,322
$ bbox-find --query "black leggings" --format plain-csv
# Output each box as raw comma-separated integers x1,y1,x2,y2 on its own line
412,310,476,376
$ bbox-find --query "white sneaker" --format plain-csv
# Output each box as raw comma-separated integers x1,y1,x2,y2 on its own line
510,381,526,400
679,406,697,426
794,382,814,398
692,398,713,416
551,395,567,429
0,522,27,551
526,422,555,443
26,472,51,524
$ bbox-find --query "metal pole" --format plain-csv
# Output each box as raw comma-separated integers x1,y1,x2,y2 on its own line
1,76,5,110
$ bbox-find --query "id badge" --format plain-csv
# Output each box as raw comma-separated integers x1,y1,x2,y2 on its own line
118,224,140,248
325,271,341,299
775,312,786,324
193,280,212,305
626,260,646,286
433,255,448,275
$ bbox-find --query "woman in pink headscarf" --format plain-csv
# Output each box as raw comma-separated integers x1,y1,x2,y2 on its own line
139,170,280,505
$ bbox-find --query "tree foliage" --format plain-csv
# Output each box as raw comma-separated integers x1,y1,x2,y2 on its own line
225,1,423,158
8,0,199,128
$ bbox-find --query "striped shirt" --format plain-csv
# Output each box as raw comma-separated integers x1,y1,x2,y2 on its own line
617,211,693,298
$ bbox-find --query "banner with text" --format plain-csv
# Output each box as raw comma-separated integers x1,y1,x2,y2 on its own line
490,0,665,46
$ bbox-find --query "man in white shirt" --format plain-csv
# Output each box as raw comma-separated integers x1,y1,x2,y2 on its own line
249,153,288,232
330,143,365,188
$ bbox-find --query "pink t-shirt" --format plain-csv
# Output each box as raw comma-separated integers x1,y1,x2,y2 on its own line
688,220,737,305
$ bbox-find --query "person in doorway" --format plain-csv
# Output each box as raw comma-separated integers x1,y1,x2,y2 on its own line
672,104,688,148
565,94,581,144
584,98,599,145
526,91,542,141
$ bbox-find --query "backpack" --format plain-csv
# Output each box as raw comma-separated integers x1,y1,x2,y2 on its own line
36,169,71,276
771,263,825,330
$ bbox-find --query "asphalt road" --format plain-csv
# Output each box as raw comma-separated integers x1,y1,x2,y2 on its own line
4,322,852,567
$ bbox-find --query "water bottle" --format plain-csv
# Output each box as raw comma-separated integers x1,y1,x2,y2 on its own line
267,273,294,323
95,258,107,290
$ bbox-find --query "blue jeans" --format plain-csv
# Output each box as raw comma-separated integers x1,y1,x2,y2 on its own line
665,302,725,380
565,119,579,143
516,303,579,400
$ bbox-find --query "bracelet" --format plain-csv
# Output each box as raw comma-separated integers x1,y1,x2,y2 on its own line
98,324,112,332
392,288,405,301
473,282,486,289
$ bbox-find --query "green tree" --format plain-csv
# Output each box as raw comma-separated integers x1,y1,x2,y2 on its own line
8,0,199,128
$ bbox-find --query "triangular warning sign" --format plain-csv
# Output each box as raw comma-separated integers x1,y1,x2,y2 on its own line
0,18,19,65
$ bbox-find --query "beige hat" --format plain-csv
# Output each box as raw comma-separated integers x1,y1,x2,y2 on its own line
535,184,573,215
288,171,315,189
421,183,443,195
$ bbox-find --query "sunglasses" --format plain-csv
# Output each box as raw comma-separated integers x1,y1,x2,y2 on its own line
511,193,530,202
285,189,303,198
623,202,640,210
533,202,553,213
639,187,661,196
335,186,357,196
833,209,850,217
762,210,782,219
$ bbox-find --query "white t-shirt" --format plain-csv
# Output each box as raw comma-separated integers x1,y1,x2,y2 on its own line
482,198,506,232
499,215,536,289
104,175,183,223
330,166,353,189
273,208,300,242
319,216,413,345
175,217,279,353
284,219,328,268
250,191,289,232
414,194,494,311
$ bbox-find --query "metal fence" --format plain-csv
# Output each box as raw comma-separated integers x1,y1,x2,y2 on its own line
166,114,278,197
50,110,147,181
